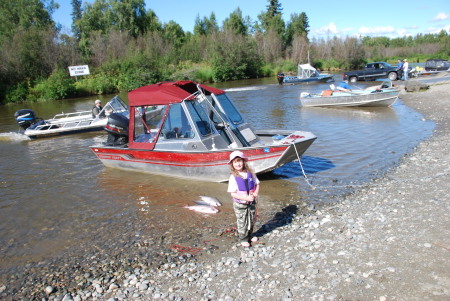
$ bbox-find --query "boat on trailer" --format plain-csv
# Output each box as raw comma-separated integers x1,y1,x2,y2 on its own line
299,79,400,107
90,80,317,182
14,96,128,138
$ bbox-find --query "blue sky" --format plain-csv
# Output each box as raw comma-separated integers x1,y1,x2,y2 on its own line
53,0,450,38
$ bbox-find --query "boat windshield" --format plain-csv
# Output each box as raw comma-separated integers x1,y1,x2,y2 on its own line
186,100,215,137
211,93,243,125
109,96,128,112
133,105,167,143
97,96,128,120
161,103,194,139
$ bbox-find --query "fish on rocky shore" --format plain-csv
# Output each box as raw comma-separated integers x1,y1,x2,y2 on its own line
199,195,222,207
183,204,219,214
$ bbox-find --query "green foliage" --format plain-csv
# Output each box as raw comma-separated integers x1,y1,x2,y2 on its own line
117,67,162,91
4,82,31,103
194,13,219,36
313,59,341,71
277,60,297,73
78,0,148,38
168,63,214,83
31,69,76,101
74,73,117,95
0,0,55,43
223,8,248,35
260,64,275,77
285,12,309,46
257,0,285,36
93,55,164,92
211,34,262,82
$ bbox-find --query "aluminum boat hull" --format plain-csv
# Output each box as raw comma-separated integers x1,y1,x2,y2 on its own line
300,89,400,107
24,121,106,138
91,130,316,182
284,75,334,85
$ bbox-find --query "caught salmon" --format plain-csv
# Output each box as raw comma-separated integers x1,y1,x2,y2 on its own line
199,196,222,207
183,205,219,214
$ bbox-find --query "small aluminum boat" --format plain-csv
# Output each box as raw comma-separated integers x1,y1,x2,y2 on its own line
300,80,400,107
14,96,128,138
90,81,317,182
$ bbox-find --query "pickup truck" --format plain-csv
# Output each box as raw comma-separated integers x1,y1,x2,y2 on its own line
343,62,401,82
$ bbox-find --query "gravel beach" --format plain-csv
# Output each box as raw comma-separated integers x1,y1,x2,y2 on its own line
1,78,449,301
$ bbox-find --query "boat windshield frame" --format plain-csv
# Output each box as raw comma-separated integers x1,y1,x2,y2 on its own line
185,99,216,137
210,93,244,126
129,104,169,150
94,95,129,121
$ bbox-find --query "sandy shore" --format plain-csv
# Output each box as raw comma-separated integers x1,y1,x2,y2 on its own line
1,78,449,300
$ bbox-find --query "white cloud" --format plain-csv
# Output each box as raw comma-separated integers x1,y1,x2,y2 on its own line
396,28,411,37
425,25,450,34
358,26,396,36
432,12,449,21
315,22,339,35
312,22,356,38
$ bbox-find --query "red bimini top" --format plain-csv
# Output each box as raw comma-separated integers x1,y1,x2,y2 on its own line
128,80,225,107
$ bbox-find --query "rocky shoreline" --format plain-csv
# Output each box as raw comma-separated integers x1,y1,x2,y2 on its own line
1,78,449,300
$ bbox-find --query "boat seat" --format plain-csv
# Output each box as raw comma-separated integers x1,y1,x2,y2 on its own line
321,90,333,97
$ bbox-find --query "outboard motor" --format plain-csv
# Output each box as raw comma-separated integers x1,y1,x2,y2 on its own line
104,113,129,146
277,72,285,85
14,109,37,130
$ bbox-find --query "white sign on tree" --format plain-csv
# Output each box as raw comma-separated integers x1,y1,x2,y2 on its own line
68,65,90,76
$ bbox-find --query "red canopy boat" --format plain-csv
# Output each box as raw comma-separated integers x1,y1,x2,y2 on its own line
90,81,316,182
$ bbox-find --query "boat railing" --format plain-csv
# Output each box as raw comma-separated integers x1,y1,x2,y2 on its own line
31,116,95,131
50,110,92,121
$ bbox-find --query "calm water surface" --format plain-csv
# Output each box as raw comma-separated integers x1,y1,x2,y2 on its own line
0,77,434,269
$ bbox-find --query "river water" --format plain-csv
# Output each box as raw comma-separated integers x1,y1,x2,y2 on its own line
0,76,434,271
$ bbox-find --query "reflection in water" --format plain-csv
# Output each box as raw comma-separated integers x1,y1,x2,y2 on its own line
0,78,435,270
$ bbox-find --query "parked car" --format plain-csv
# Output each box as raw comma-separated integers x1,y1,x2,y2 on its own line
424,59,450,71
343,62,411,82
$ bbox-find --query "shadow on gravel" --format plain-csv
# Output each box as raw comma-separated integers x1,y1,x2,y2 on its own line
254,204,298,238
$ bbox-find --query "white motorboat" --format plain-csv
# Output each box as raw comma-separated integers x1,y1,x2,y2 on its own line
14,96,128,138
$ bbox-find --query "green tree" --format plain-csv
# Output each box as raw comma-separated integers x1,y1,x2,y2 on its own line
257,0,283,33
0,0,58,102
193,15,206,36
193,13,218,36
211,32,262,81
145,9,163,32
223,8,248,35
78,0,147,37
110,0,147,37
0,0,56,42
163,21,186,48
285,12,309,46
71,0,83,41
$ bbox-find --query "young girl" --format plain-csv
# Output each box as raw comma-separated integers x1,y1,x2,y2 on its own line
227,151,260,247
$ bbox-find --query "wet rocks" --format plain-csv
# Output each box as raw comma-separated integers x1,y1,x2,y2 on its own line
404,80,430,92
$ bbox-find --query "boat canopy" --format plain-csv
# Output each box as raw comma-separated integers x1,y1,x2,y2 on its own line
128,81,225,106
298,64,319,78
